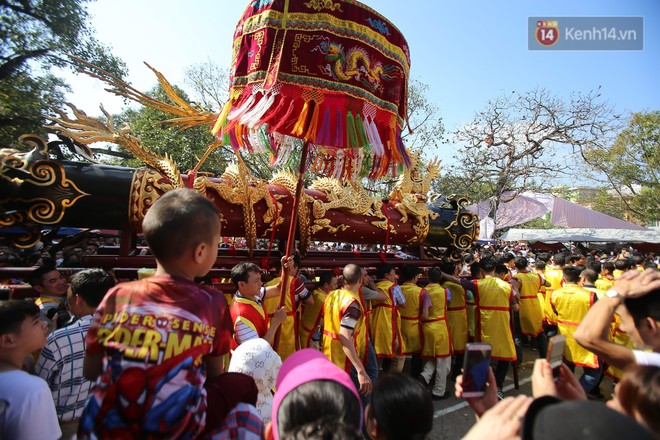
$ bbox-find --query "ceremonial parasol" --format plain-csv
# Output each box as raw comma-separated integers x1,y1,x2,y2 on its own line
212,0,412,348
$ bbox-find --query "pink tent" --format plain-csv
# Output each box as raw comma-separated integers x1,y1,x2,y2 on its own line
467,191,647,238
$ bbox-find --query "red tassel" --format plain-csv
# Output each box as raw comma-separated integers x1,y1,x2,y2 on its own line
271,99,297,133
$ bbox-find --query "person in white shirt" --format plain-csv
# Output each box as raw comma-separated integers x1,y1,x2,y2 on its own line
0,300,60,440
35,268,115,439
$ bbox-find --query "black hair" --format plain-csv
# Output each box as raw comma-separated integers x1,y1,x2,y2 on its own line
479,258,496,274
428,267,442,283
535,260,546,271
281,418,362,440
463,254,474,264
277,380,362,438
615,259,631,271
230,262,261,290
580,269,599,285
553,254,566,267
587,260,602,274
28,266,58,287
602,262,615,273
494,263,509,275
514,257,529,270
625,288,660,327
142,189,220,263
318,272,335,288
562,266,582,283
0,300,40,336
370,373,433,440
632,255,644,265
376,263,395,280
537,253,550,263
70,268,116,308
501,253,515,263
398,265,420,283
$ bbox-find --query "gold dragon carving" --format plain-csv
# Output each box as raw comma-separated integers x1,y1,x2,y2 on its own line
49,104,184,190
388,152,442,243
309,177,392,233
194,163,283,253
269,170,313,254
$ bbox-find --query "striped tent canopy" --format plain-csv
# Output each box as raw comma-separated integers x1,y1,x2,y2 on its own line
467,191,648,239
213,0,412,180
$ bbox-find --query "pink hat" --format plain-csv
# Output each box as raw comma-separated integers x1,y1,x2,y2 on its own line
271,349,362,439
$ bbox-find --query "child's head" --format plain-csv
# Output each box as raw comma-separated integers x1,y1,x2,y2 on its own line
67,268,116,317
0,300,48,356
608,365,660,436
366,372,433,440
271,349,362,440
142,189,221,275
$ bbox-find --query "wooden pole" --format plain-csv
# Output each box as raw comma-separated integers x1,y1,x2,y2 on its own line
273,140,310,350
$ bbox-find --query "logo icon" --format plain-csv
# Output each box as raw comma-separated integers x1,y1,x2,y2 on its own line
536,20,560,46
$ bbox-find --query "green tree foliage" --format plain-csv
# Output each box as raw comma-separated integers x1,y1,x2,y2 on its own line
583,111,659,224
114,85,227,174
0,0,126,146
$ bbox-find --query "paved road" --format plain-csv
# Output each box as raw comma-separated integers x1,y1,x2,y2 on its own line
423,346,614,439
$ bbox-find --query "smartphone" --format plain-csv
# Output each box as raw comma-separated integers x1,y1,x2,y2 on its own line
547,335,566,381
461,343,492,397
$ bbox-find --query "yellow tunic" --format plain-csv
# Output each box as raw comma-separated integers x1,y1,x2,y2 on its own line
470,277,516,361
542,268,564,325
322,288,367,373
606,313,634,381
550,284,598,368
422,283,451,358
444,281,468,353
263,275,299,360
399,283,424,355
369,280,402,358
514,272,544,337
298,288,327,348
594,277,615,292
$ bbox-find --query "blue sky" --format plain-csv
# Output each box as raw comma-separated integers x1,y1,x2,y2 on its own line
67,0,659,164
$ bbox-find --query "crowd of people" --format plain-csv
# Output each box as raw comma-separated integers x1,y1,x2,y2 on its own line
1,188,659,439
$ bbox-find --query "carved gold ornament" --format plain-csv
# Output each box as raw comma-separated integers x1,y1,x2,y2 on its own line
388,151,442,243
309,177,392,233
194,163,283,255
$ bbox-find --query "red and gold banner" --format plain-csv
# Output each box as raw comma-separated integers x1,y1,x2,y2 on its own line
214,0,412,180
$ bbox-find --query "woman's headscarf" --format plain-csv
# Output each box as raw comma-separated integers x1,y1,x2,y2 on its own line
271,349,362,440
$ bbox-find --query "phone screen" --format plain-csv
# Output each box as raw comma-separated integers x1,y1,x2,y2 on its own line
547,335,566,380
462,343,492,396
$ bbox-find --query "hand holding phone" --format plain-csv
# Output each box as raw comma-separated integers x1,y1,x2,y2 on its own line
546,335,566,381
461,343,492,397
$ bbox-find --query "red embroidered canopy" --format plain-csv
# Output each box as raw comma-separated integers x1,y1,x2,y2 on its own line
212,0,412,180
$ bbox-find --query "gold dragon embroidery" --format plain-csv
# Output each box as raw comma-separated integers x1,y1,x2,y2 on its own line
317,41,399,92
